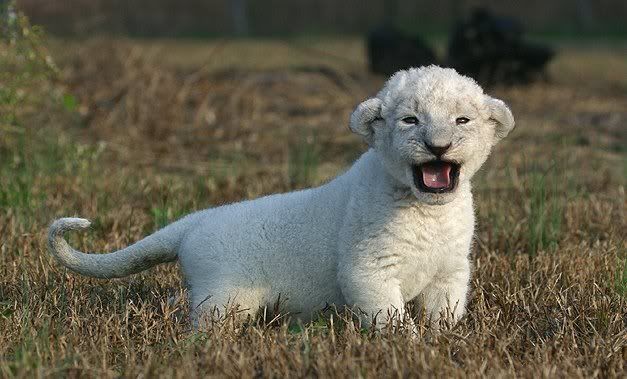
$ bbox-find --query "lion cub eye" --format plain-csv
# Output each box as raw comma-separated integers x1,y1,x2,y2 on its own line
402,116,419,125
456,117,470,125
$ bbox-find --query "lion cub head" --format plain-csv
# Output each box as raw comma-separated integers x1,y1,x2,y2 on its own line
350,65,515,205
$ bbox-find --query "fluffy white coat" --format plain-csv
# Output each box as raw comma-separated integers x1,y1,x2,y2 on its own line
48,66,515,328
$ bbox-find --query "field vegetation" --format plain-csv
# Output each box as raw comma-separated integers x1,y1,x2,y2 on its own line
0,15,626,378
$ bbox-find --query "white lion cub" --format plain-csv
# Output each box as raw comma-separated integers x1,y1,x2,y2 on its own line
48,66,514,329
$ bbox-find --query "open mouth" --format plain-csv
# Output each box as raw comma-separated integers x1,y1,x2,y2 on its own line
412,160,460,193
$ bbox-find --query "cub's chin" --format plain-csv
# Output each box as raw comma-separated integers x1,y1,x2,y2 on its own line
410,187,458,205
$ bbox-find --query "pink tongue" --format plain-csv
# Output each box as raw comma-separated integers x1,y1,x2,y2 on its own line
422,163,452,189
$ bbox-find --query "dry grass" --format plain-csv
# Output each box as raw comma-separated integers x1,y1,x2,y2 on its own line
1,33,626,378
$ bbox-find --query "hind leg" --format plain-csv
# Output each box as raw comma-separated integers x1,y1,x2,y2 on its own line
189,282,267,329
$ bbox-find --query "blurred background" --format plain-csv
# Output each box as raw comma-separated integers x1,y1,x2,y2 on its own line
14,0,627,37
0,0,625,225
1,0,625,224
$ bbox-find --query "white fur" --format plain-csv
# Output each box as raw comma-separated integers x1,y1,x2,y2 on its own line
48,66,514,329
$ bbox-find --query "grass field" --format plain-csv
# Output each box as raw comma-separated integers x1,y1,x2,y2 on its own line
1,24,626,377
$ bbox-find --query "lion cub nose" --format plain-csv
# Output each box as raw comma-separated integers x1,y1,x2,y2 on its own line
425,143,452,157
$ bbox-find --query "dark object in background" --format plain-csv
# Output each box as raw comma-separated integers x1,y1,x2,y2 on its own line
367,25,438,76
447,8,554,85
366,8,554,85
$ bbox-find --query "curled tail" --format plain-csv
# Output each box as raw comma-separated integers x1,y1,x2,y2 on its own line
48,215,196,279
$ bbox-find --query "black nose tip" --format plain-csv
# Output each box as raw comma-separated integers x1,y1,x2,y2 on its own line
425,143,451,157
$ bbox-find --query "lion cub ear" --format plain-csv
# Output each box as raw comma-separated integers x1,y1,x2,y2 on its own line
349,98,383,146
488,98,515,144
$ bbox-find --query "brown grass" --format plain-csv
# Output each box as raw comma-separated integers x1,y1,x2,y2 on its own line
0,35,626,378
